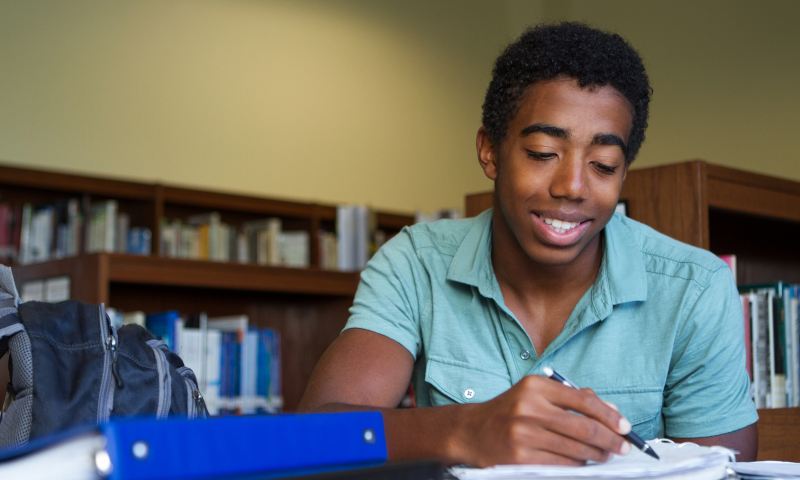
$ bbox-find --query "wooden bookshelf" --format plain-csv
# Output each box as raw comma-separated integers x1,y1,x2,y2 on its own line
464,160,800,460
0,163,413,410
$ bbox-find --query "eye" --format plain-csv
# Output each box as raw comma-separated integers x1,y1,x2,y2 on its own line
526,150,557,161
592,161,618,176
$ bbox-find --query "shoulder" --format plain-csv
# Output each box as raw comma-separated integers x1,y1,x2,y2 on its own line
613,214,728,288
389,211,487,258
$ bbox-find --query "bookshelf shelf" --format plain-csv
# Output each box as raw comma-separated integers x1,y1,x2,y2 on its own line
106,255,361,296
0,163,413,410
12,254,361,299
464,159,800,460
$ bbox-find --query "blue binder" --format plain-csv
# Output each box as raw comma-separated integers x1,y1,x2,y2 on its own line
103,413,387,479
0,412,387,479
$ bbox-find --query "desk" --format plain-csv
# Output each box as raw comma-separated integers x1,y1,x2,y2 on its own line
280,461,444,479
757,408,800,461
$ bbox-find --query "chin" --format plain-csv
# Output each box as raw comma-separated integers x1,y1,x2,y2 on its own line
524,246,585,267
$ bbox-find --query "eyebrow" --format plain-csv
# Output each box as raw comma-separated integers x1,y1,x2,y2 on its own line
520,123,628,156
520,123,567,139
592,133,628,156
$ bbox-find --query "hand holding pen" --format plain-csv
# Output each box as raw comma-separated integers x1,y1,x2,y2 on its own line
543,366,660,460
446,371,643,467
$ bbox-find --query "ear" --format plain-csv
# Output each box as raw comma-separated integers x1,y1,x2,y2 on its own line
476,127,498,181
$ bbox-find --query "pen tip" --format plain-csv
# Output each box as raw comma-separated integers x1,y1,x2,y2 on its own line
646,446,660,460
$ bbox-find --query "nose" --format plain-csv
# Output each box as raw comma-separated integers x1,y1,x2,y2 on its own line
549,156,586,201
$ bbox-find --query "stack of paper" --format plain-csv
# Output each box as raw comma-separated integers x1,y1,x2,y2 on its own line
733,461,800,479
450,440,734,480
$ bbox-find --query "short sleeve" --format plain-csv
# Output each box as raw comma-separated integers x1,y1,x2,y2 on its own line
343,229,427,360
662,266,759,438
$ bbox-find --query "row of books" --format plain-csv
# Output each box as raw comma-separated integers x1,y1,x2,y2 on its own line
739,282,800,409
160,205,392,271
108,310,282,415
159,214,310,268
721,254,800,408
2,197,423,270
0,200,152,264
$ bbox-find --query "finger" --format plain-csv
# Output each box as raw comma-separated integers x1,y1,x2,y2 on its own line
503,446,585,467
548,384,631,436
535,402,630,455
511,420,612,463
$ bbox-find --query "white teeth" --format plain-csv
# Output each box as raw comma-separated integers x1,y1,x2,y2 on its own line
540,216,579,233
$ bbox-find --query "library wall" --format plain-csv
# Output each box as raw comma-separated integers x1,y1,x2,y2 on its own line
0,0,519,213
2,0,799,212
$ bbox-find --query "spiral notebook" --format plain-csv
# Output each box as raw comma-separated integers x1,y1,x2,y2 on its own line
450,439,735,480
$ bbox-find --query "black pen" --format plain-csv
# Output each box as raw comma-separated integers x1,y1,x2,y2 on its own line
542,366,660,461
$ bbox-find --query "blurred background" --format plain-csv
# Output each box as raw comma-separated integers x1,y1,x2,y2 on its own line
1,0,798,212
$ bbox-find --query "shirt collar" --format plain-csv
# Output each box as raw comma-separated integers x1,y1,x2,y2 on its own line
446,209,496,298
446,209,648,313
591,213,648,319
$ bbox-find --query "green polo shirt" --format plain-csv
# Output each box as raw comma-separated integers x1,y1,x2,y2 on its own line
344,209,757,439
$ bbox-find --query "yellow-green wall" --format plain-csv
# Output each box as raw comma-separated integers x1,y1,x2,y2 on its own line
1,1,798,212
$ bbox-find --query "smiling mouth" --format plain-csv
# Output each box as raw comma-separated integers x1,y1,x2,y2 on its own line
535,214,589,234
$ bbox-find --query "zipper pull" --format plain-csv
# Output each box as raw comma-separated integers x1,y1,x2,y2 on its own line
193,389,207,417
107,334,124,389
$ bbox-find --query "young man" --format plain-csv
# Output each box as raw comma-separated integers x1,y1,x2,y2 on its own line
299,22,758,466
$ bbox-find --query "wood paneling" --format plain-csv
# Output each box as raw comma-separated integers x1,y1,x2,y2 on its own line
465,191,493,217
620,160,709,248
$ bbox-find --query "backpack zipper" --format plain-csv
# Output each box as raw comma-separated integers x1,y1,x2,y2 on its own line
146,339,172,419
97,303,119,423
177,366,207,418
193,389,207,418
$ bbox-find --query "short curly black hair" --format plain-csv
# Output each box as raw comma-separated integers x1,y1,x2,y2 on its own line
482,22,652,164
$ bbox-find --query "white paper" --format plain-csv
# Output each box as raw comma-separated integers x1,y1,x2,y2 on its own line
450,440,734,480
733,460,800,478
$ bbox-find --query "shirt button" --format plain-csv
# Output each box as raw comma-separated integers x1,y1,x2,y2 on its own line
463,388,475,399
520,350,531,360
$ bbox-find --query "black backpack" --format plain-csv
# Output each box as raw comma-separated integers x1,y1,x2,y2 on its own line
0,266,207,447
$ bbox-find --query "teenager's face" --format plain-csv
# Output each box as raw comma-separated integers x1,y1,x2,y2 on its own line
478,77,632,267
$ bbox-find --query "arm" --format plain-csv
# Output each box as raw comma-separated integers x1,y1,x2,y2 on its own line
663,266,759,459
672,423,758,461
300,328,633,467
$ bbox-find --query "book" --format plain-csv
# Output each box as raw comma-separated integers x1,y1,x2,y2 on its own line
278,230,310,268
144,310,182,352
126,227,151,255
187,212,222,261
750,292,769,408
87,200,117,254
718,254,737,283
336,205,374,271
739,282,800,407
208,314,249,413
742,294,752,380
259,327,282,412
0,412,387,479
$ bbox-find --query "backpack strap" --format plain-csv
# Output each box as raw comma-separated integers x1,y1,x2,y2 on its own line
0,266,22,357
